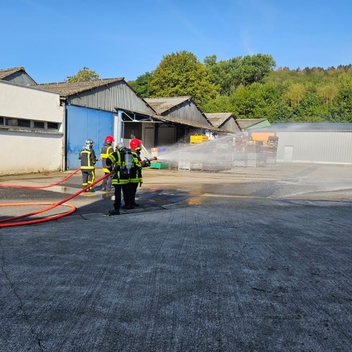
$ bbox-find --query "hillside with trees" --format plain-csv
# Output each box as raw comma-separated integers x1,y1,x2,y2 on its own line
128,51,352,123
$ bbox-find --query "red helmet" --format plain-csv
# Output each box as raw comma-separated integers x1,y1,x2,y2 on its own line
130,138,141,150
104,135,114,144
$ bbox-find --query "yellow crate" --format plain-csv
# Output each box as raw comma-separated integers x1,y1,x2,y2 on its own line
190,135,208,144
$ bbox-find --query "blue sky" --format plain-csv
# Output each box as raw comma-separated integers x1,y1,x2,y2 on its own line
2,0,352,84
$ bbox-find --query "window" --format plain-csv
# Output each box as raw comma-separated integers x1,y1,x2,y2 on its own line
1,116,60,132
33,121,45,128
6,118,31,127
47,122,59,130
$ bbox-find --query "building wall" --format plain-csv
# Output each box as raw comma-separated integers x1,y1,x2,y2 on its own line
0,131,63,175
0,81,64,175
221,119,241,133
276,131,352,164
165,102,209,126
0,81,62,122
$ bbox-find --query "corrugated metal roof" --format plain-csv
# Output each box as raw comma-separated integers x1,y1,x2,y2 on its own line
145,96,192,114
152,114,224,132
35,78,125,97
115,105,225,132
257,122,352,132
204,113,234,127
236,118,268,130
0,67,25,80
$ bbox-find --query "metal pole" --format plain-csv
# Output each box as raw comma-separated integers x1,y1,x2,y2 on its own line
117,109,123,143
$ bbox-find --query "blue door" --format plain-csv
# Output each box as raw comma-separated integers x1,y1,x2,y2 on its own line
66,105,114,169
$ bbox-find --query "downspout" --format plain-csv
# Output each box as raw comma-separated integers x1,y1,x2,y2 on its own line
117,109,123,143
154,123,159,147
61,99,67,171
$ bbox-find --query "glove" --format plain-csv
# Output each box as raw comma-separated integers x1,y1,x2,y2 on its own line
139,182,143,187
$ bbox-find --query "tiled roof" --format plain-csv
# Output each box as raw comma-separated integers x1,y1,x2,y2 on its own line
145,96,192,114
204,113,234,127
0,67,25,79
35,78,124,96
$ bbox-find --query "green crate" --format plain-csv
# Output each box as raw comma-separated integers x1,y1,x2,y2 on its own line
150,162,168,169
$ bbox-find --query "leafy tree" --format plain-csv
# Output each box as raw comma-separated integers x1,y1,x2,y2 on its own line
204,54,276,96
150,51,219,105
128,72,154,98
281,83,306,107
237,54,276,86
200,94,232,113
65,67,99,82
230,82,280,121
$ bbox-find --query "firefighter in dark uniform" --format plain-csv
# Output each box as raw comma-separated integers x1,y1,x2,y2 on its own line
129,138,144,207
100,135,114,192
106,143,131,215
79,139,97,192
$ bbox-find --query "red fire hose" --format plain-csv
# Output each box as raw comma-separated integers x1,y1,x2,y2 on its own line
0,167,81,189
0,170,111,228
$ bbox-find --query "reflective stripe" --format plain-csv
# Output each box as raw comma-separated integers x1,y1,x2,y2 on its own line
80,150,95,170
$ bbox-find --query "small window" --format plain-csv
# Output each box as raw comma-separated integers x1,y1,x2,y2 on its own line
0,116,3,125
34,121,45,128
5,118,30,127
47,122,58,130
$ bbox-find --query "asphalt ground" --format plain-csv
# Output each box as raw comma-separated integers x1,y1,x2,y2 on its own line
0,163,352,351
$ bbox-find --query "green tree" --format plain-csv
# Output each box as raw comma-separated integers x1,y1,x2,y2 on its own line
150,51,218,105
230,82,280,121
128,72,154,98
281,83,306,107
204,54,276,96
65,67,99,82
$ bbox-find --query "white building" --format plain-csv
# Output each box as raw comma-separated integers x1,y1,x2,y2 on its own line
0,80,64,175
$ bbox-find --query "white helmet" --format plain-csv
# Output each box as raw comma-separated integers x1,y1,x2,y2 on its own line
85,139,94,146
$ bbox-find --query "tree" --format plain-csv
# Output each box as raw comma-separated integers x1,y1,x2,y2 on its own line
128,72,154,98
150,51,219,105
229,82,280,121
236,54,276,86
65,67,99,82
282,83,306,107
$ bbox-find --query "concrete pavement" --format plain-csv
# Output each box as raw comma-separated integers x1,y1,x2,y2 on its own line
1,164,352,351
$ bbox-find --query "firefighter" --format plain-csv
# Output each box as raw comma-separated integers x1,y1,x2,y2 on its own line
100,135,114,192
105,143,131,215
129,138,143,207
79,139,97,192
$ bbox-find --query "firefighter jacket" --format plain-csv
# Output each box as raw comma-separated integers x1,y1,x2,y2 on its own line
106,150,130,185
100,143,113,173
79,147,97,170
129,151,142,184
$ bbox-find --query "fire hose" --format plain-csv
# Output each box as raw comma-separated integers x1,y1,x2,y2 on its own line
0,169,111,228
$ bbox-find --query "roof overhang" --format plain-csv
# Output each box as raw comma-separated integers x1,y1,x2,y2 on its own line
114,106,228,133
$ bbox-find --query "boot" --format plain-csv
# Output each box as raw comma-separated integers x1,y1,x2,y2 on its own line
108,208,120,216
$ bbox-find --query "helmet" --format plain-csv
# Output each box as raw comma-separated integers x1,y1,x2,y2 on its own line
104,135,114,144
85,139,94,145
130,138,141,151
117,142,125,151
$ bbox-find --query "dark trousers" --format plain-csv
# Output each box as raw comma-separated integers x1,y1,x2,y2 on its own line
81,169,95,189
122,184,132,207
129,182,138,204
113,184,129,210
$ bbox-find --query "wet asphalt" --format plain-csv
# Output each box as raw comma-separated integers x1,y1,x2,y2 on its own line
1,165,352,351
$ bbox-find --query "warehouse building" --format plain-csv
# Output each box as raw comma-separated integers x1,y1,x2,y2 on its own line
253,123,352,164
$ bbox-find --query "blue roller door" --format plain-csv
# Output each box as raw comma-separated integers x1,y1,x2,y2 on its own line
66,105,114,169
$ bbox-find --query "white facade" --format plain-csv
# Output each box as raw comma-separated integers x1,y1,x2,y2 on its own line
276,131,352,164
0,81,64,175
